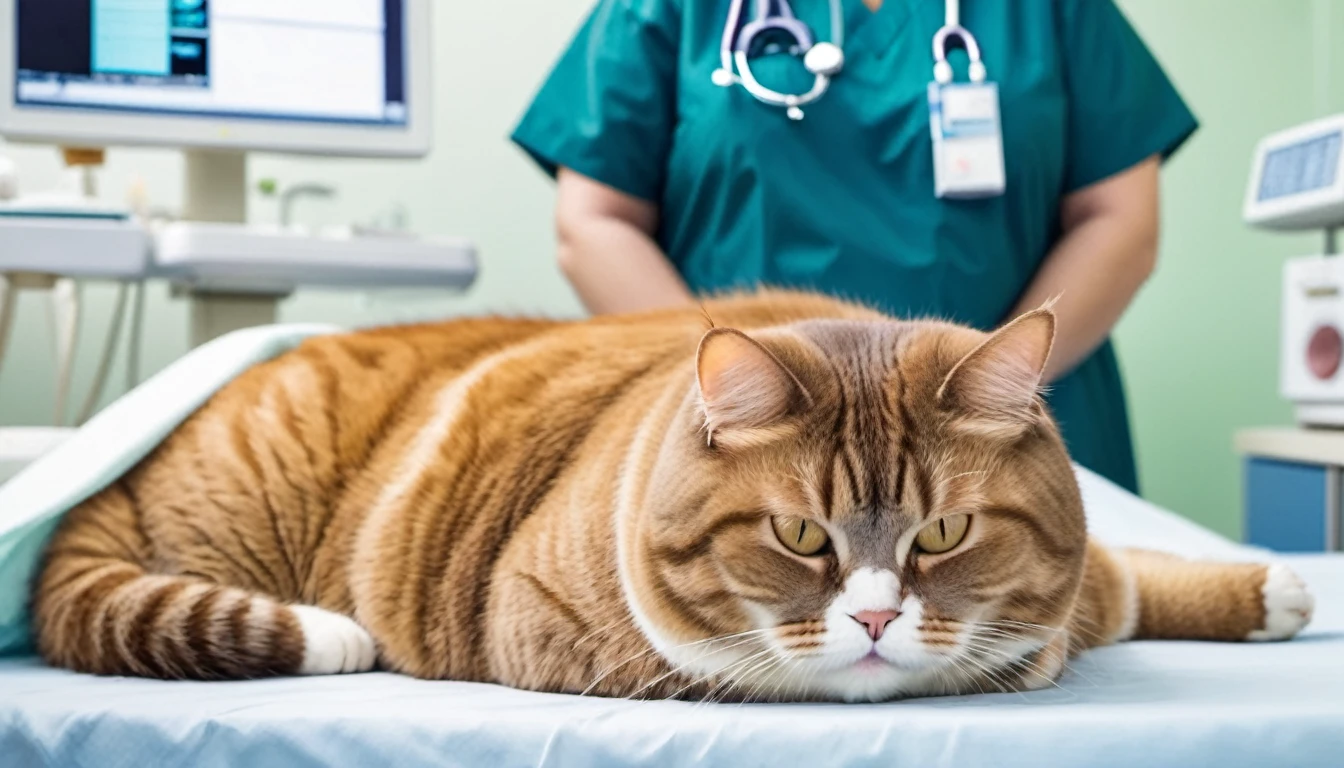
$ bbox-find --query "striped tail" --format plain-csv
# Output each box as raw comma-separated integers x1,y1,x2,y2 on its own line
32,483,375,680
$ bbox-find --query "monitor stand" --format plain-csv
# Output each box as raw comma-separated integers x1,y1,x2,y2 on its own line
180,150,280,348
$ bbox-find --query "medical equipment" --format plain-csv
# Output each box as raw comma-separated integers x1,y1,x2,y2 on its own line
1245,114,1344,426
711,0,845,121
156,222,476,297
0,1,477,483
713,0,985,119
0,0,443,341
712,0,1004,198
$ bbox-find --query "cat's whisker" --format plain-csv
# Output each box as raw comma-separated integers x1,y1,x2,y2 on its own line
966,627,1096,691
971,631,1093,689
620,640,764,701
633,636,777,702
730,653,776,703
944,653,994,696
571,618,628,651
952,637,1045,696
727,650,790,702
582,627,775,696
967,643,1073,697
1059,612,1111,645
740,653,793,705
681,647,776,705
968,651,1029,697
715,652,778,704
961,649,1015,694
719,649,783,703
767,658,796,702
979,619,1057,634
759,657,794,703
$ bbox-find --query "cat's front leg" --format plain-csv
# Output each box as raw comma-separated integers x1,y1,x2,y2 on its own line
1013,629,1072,692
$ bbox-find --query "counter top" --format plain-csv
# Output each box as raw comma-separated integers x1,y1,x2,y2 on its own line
1235,427,1344,466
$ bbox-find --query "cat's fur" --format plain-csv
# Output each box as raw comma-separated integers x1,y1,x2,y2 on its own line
32,291,1313,701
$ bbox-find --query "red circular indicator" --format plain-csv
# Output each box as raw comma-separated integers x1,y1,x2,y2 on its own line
1307,325,1343,380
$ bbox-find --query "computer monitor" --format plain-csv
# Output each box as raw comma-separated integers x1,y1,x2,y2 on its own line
0,0,431,220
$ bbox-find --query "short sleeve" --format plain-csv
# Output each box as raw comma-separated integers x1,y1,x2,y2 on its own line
510,0,680,202
1059,0,1198,193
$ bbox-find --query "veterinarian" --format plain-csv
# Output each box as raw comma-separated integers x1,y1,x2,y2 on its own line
510,0,1196,493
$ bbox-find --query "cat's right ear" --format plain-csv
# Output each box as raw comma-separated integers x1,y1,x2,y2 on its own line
696,328,811,449
937,308,1055,440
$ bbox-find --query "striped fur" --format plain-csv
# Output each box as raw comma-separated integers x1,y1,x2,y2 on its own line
31,291,1313,700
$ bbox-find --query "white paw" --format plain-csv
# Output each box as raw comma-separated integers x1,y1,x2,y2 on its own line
1246,564,1314,642
292,605,377,674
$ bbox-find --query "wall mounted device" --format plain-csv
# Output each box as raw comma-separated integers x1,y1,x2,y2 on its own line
1247,114,1344,426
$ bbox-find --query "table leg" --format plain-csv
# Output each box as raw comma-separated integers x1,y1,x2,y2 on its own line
188,293,280,348
0,276,15,376
51,278,82,426
77,282,130,425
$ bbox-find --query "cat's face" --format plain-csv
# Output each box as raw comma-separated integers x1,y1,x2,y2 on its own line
620,311,1088,702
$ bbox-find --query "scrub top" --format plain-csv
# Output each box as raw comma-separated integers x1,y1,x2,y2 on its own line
511,0,1197,493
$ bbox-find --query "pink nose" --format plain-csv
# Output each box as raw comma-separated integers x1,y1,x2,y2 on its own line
850,610,900,642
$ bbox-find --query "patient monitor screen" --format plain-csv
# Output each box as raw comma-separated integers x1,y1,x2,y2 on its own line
1257,131,1343,203
14,0,408,126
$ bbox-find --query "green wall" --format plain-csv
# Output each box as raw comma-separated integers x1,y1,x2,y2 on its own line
1114,0,1324,537
0,1,1332,539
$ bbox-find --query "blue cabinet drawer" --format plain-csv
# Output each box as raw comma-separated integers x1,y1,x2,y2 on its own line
1244,458,1334,552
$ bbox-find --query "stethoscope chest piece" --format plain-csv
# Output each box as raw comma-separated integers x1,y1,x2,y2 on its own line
715,0,844,121
803,41,844,76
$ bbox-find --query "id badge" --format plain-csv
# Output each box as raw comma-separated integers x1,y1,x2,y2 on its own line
928,82,1006,199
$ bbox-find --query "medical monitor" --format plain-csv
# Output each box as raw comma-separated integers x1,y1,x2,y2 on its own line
0,0,431,158
1245,114,1344,231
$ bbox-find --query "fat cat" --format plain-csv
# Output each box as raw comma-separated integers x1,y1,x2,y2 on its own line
32,291,1313,702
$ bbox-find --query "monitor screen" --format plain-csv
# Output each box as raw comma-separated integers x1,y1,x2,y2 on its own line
1257,130,1343,203
13,0,407,127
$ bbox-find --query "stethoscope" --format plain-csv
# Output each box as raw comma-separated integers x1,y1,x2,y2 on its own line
712,0,985,121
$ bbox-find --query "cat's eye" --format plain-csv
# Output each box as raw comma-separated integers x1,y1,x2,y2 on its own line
771,516,830,556
915,514,970,555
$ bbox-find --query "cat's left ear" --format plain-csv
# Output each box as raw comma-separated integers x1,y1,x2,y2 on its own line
938,307,1055,439
697,328,811,449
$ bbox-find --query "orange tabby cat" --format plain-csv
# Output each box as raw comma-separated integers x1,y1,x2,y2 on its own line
31,291,1313,701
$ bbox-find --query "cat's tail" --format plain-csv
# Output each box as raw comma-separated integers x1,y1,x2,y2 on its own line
31,482,374,679
1112,548,1315,643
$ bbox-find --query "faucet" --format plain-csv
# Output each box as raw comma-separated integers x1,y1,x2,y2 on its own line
278,182,337,228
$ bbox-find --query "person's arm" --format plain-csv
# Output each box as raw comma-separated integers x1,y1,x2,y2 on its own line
1008,156,1160,382
555,168,693,315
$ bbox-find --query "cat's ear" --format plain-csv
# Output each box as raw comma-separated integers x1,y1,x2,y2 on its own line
937,307,1055,439
697,328,810,448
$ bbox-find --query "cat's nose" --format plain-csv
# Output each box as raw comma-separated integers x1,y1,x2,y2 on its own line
850,609,900,642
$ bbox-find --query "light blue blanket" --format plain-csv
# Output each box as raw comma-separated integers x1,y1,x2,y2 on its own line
0,324,336,655
2,552,1341,767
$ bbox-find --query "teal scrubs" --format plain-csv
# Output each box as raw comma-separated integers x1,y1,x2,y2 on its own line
511,0,1197,493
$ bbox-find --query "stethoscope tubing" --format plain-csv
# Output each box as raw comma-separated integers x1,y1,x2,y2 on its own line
717,0,986,118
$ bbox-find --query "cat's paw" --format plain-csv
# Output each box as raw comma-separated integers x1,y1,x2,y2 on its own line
1246,564,1314,642
291,605,378,674
1016,630,1069,691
